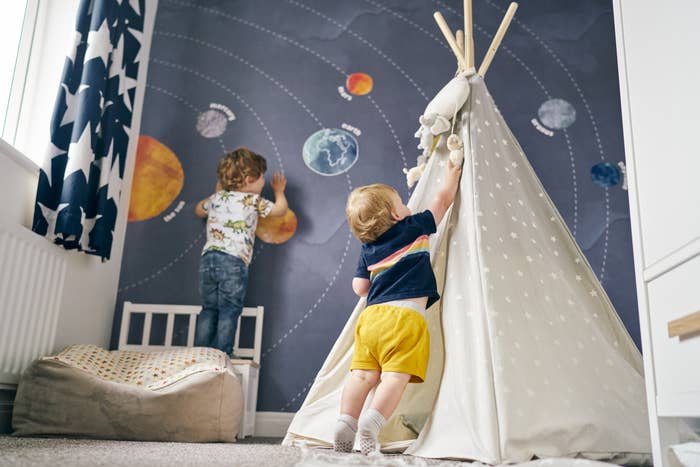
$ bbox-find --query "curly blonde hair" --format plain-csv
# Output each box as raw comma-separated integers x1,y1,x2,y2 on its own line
346,184,398,243
217,147,267,191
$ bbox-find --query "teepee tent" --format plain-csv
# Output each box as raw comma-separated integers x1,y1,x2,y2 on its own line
283,3,651,464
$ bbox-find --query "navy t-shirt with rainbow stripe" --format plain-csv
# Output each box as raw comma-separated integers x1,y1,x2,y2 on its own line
354,210,440,308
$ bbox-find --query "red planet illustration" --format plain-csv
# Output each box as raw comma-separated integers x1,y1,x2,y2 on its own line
346,73,373,96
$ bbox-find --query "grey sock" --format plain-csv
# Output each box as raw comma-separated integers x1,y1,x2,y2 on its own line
333,414,357,453
358,408,386,455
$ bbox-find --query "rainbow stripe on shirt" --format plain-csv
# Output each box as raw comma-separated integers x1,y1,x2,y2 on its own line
367,235,430,281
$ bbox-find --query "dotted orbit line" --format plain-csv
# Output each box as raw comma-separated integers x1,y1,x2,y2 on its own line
284,0,428,101
282,379,315,411
255,0,437,405
151,58,284,173
363,0,451,52
164,0,410,174
118,84,224,293
151,56,354,369
151,29,332,266
161,1,419,410
162,0,445,409
483,0,610,281
148,64,355,355
150,57,280,294
432,0,579,238
271,0,577,409
154,30,324,128
154,30,326,263
142,83,227,153
154,4,356,357
151,65,275,263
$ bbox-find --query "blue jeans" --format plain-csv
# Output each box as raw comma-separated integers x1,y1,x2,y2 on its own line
194,251,248,355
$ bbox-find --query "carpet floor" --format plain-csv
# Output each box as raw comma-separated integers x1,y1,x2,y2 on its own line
0,436,466,467
0,436,642,467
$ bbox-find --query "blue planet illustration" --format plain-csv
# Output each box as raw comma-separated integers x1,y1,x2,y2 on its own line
591,162,621,187
538,98,576,130
302,128,359,176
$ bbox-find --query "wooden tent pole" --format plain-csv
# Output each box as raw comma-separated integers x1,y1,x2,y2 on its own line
464,0,474,68
478,2,518,77
433,11,468,71
456,29,465,56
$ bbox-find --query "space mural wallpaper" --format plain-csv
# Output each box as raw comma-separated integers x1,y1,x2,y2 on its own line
114,0,636,412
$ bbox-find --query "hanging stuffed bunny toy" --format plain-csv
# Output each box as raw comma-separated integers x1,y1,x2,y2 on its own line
406,68,473,187
447,133,464,166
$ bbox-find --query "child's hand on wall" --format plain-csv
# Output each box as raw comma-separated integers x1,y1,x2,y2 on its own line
271,172,287,194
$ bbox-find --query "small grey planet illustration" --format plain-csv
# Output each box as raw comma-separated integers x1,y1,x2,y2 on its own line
538,98,576,130
196,109,229,138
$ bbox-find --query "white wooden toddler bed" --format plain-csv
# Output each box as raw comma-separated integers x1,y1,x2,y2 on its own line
12,302,263,442
118,302,264,438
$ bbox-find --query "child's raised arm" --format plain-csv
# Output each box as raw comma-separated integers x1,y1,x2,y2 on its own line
195,182,221,218
429,160,461,226
195,196,210,218
268,171,289,217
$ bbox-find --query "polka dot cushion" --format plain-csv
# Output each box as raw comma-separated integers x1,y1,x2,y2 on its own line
47,344,228,390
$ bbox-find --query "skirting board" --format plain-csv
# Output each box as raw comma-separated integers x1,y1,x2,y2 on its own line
254,411,295,438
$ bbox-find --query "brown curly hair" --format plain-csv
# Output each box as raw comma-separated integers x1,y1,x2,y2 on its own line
346,184,398,243
217,147,267,191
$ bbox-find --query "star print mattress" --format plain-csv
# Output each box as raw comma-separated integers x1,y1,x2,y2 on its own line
12,344,243,442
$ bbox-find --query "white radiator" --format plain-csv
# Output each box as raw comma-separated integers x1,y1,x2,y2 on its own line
0,221,66,385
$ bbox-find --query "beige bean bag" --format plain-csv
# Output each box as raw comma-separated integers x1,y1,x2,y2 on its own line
12,344,242,442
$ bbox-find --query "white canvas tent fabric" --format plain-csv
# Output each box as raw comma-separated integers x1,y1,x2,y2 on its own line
283,74,651,465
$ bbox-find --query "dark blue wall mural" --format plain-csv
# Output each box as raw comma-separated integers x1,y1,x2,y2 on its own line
113,0,636,412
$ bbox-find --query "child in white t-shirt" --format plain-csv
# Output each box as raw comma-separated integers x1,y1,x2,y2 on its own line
194,147,287,355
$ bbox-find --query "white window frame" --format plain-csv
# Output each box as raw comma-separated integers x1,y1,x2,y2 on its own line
2,0,40,148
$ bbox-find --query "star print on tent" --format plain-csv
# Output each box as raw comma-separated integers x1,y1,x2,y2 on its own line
32,0,146,260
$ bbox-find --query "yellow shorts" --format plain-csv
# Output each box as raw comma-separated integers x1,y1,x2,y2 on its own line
351,301,430,383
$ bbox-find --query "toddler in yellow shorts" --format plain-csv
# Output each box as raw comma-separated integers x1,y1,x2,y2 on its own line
334,160,461,455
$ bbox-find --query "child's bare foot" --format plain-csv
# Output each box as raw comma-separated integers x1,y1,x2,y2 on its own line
333,414,357,453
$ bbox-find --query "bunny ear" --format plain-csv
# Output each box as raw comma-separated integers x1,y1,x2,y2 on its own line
420,113,436,126
430,115,452,135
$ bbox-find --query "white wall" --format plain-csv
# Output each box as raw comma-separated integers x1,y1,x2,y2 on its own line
0,140,37,227
0,0,157,353
614,0,700,271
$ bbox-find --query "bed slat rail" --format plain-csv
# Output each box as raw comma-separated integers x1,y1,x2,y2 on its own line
119,302,264,363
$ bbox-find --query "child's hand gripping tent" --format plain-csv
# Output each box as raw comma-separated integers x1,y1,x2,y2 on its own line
284,3,652,464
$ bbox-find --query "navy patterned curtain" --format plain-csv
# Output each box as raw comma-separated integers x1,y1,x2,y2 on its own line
32,0,147,260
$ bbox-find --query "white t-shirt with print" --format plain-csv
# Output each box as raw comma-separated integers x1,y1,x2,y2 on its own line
201,191,273,265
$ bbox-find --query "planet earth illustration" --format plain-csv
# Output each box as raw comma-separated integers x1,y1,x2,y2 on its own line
128,135,184,222
196,109,228,138
346,73,373,96
302,128,359,176
256,208,298,244
538,98,576,130
590,162,621,188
